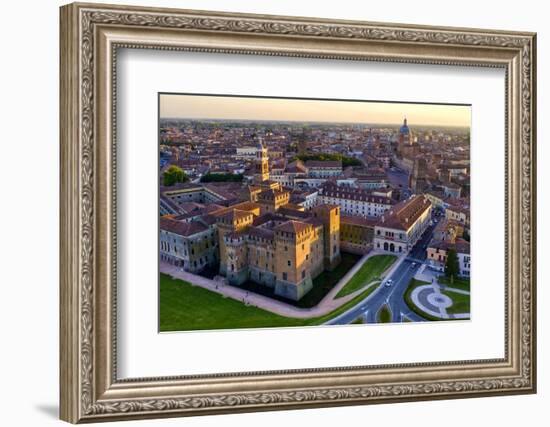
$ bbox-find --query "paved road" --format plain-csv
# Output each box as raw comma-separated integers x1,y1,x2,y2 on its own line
328,221,437,325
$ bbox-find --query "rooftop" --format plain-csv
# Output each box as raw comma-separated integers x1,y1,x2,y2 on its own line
274,220,312,235
160,217,208,237
304,160,342,168
378,195,431,231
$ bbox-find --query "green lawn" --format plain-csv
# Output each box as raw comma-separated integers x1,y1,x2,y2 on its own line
441,289,470,315
378,305,392,323
298,252,360,307
438,276,470,292
335,255,397,298
403,278,443,322
160,273,379,332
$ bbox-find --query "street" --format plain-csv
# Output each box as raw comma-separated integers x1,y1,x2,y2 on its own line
327,220,437,325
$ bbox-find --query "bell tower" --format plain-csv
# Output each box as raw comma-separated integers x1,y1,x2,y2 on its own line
254,138,270,183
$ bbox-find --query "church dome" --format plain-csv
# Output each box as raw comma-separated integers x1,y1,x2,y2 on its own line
399,118,410,135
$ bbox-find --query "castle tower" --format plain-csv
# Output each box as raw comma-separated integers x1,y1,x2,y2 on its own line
257,188,290,215
223,232,248,286
274,221,314,301
216,209,254,276
254,138,270,183
312,204,341,270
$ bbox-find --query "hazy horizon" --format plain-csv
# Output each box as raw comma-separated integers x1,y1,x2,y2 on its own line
160,94,471,128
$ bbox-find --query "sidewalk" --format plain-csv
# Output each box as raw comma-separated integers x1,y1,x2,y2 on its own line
162,262,358,319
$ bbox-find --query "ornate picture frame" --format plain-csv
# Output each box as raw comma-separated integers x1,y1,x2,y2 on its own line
60,2,536,423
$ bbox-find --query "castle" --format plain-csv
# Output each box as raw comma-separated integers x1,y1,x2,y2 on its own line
160,139,341,301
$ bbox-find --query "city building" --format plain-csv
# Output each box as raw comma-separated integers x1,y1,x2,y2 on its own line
318,182,394,218
373,195,432,253
159,216,218,272
340,215,376,254
396,117,419,158
235,146,259,159
426,239,470,277
304,160,343,178
442,182,462,198
425,218,470,277
445,204,470,228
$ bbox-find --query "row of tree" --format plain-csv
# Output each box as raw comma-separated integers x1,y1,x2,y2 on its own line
200,173,244,183
163,166,246,186
292,153,362,167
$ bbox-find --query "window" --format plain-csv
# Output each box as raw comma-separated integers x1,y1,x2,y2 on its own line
282,272,288,280
302,270,306,279
287,260,291,266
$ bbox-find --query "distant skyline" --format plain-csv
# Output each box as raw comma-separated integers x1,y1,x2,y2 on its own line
160,94,471,128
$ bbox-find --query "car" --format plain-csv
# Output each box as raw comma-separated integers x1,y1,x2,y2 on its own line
411,262,416,267
384,279,393,287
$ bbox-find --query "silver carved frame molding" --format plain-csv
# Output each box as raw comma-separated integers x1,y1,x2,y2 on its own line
59,2,537,423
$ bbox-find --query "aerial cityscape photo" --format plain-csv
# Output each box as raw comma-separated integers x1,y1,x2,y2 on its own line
158,94,471,332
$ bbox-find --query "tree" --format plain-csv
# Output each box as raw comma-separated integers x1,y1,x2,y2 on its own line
292,153,362,167
200,173,243,183
445,248,460,285
162,165,188,186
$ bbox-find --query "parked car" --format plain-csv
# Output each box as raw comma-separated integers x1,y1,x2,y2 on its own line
385,279,393,287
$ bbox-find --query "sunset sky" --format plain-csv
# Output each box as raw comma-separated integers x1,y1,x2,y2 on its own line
160,93,471,127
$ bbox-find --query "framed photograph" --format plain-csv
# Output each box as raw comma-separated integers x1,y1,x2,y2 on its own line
60,2,537,423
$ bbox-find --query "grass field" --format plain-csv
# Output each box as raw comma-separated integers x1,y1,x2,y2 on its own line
438,276,470,291
378,305,392,323
160,273,379,332
441,289,470,315
335,255,397,298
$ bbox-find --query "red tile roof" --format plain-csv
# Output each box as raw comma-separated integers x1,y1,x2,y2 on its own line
160,217,208,236
274,220,312,235
378,195,431,231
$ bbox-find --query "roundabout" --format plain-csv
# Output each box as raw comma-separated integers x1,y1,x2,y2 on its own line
409,280,470,320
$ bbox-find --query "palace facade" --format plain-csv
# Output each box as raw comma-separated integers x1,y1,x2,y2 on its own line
373,195,432,254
